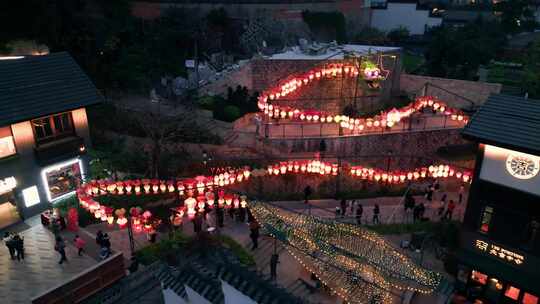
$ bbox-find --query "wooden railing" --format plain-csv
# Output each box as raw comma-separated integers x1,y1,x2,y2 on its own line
31,253,125,304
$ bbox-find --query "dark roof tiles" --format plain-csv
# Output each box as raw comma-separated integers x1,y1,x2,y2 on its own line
462,94,540,154
0,52,102,126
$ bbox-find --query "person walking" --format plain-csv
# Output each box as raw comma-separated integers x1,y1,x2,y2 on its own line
458,185,465,204
55,236,67,264
413,204,420,222
74,235,86,256
102,233,111,251
340,199,347,217
12,234,24,261
270,253,279,281
304,186,312,204
216,207,224,228
356,204,363,225
445,200,456,220
3,232,15,260
249,221,260,250
373,204,380,225
96,230,104,247
350,200,356,214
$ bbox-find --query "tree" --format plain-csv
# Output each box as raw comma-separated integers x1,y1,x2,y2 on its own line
522,39,540,98
387,26,409,45
351,26,388,45
494,0,537,34
425,20,506,79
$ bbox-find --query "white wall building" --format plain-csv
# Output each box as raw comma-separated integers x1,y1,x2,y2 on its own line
370,1,442,35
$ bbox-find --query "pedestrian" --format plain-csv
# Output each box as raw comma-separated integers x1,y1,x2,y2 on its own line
102,233,111,251
216,207,224,228
425,185,433,202
405,193,415,211
418,203,426,220
319,139,327,158
373,204,380,225
239,206,246,223
96,230,104,247
459,185,465,204
356,204,363,225
304,186,312,204
413,204,421,222
13,234,24,261
270,253,279,280
434,180,440,191
350,200,355,214
249,221,260,250
55,236,67,264
128,256,139,274
99,246,111,260
335,207,341,219
441,193,447,204
3,232,15,260
340,199,347,217
445,200,456,220
437,199,445,219
74,235,86,256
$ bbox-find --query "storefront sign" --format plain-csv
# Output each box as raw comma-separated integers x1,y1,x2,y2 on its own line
0,176,17,195
475,240,524,265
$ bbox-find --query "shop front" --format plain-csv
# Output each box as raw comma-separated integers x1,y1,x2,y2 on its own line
457,232,540,304
0,176,20,229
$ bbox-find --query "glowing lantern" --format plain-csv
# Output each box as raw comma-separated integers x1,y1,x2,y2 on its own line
152,183,159,193
463,174,470,183
107,215,114,225
240,196,248,208
143,184,151,194
159,182,167,193
116,217,128,228
107,183,116,194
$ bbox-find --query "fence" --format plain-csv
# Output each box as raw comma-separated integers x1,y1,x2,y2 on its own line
261,113,464,139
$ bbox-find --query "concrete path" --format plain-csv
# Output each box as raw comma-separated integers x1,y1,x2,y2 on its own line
0,217,97,304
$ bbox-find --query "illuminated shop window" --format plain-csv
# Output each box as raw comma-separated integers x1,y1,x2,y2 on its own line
479,206,494,234
471,270,487,285
22,186,40,207
523,293,539,304
41,158,83,201
0,126,16,158
505,286,520,300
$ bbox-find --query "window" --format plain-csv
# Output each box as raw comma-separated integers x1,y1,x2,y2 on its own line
31,112,74,144
479,206,494,234
523,293,539,304
471,270,487,285
0,126,16,158
41,158,83,201
505,286,520,300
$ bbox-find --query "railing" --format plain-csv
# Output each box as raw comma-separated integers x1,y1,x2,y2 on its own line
31,253,125,304
261,113,464,139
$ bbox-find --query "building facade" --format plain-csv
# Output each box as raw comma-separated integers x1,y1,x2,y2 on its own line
0,52,102,229
371,0,442,35
458,94,540,303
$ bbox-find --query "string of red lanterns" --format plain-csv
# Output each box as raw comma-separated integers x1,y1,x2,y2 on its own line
76,160,472,230
255,62,468,132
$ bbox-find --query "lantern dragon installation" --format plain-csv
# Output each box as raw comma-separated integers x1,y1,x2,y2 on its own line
76,159,469,303
256,60,469,134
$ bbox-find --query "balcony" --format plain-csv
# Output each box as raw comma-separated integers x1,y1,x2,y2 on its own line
34,136,86,166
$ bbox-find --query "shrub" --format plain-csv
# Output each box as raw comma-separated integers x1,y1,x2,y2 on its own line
222,105,242,122
54,196,100,227
218,235,256,266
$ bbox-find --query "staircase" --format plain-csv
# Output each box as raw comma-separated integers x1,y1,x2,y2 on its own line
242,234,315,301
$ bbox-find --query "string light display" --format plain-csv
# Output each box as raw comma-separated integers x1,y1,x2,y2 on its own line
249,200,443,304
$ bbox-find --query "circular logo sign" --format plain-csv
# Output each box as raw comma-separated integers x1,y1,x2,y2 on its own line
506,154,540,179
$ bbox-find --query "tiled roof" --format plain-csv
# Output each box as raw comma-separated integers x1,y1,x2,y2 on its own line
0,52,102,126
462,94,540,154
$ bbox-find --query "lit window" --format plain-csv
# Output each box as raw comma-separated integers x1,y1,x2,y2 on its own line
479,206,494,234
41,158,83,201
22,186,40,207
471,270,487,285
505,286,520,300
0,126,16,158
523,293,539,304
31,112,74,145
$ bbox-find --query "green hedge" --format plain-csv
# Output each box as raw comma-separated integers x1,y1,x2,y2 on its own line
54,196,100,227
217,235,256,266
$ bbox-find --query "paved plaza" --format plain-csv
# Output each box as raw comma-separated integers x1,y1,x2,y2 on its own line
0,219,97,304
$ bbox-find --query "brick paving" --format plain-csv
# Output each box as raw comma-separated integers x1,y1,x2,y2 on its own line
0,220,97,304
